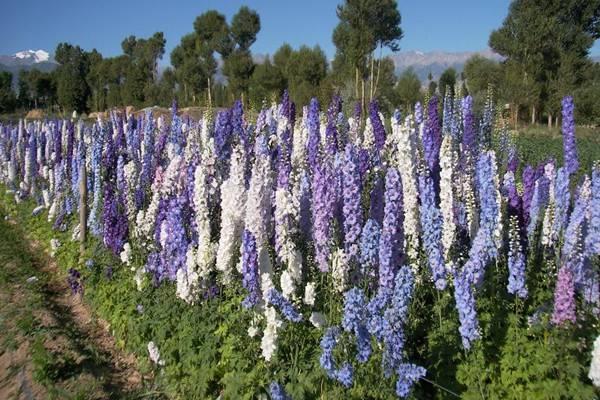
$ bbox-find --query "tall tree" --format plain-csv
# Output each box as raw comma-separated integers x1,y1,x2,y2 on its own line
54,43,92,113
0,71,16,113
490,0,600,126
332,0,402,107
438,67,457,100
222,6,261,100
395,67,422,112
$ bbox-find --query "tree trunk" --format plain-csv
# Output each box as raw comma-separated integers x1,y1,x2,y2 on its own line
207,77,212,108
515,105,519,130
355,67,360,101
361,79,365,116
369,53,375,101
373,45,383,101
548,114,552,129
531,105,536,125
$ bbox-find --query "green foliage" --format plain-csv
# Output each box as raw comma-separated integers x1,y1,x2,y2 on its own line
395,67,422,113
0,71,16,113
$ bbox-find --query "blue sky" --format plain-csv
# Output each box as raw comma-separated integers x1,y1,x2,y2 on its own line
2,0,599,63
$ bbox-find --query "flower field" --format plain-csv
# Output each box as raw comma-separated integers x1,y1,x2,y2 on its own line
0,92,599,399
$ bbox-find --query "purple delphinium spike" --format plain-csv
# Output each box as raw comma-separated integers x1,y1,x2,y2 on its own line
319,327,354,388
382,266,414,377
360,219,381,281
369,100,386,152
418,175,447,290
423,96,441,175
342,287,371,362
586,163,600,256
561,96,579,175
307,98,321,172
551,264,576,326
342,144,363,264
266,288,302,322
453,269,480,349
269,382,290,400
379,168,404,293
461,96,476,157
507,215,528,298
312,158,337,272
522,166,535,228
395,363,426,398
241,229,260,308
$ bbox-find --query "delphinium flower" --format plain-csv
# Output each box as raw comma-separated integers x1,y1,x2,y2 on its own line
439,134,456,259
541,162,556,246
442,90,453,135
159,196,189,281
395,363,427,398
342,287,371,362
551,167,570,245
261,302,283,361
266,288,302,322
561,96,579,175
343,144,363,264
503,170,522,218
463,151,501,285
176,247,200,304
479,88,495,149
360,218,381,281
147,341,165,366
294,170,312,242
319,327,354,388
522,166,535,227
214,109,233,174
507,215,528,298
551,263,576,326
67,268,83,295
380,168,404,293
241,229,260,308
307,98,321,172
453,268,480,349
193,159,215,277
382,266,414,376
585,163,600,256
563,177,591,290
527,180,542,239
423,96,441,175
589,336,600,387
312,158,336,272
244,150,273,277
461,95,476,158
394,115,420,258
325,95,340,155
369,100,386,153
215,146,247,282
418,175,447,290
269,382,290,400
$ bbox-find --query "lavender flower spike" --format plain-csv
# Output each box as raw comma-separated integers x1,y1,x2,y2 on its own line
561,96,579,175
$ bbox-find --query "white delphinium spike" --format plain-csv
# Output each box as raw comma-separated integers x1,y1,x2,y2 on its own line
394,115,420,259
589,335,600,387
439,134,456,260
193,158,215,278
215,146,247,282
542,163,556,246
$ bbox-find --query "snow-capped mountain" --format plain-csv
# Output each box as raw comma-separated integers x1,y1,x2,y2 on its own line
0,49,55,67
0,49,58,88
14,49,51,63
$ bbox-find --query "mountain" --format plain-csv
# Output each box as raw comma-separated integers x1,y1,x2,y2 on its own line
389,49,503,82
0,49,58,87
592,55,600,63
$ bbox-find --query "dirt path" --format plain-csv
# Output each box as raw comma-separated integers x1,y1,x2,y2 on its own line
0,215,150,400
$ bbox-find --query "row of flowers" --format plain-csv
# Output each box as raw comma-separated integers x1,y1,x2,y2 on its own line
1,92,599,397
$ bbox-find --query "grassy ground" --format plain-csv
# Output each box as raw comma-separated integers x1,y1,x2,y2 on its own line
0,200,163,399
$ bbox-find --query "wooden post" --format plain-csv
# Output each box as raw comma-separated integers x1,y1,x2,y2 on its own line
79,162,87,256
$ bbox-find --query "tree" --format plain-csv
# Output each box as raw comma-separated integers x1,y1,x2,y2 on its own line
0,71,16,113
171,33,215,105
222,6,261,100
395,67,421,112
248,57,285,107
332,0,402,106
54,43,92,113
438,67,457,100
490,0,600,127
463,55,502,99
